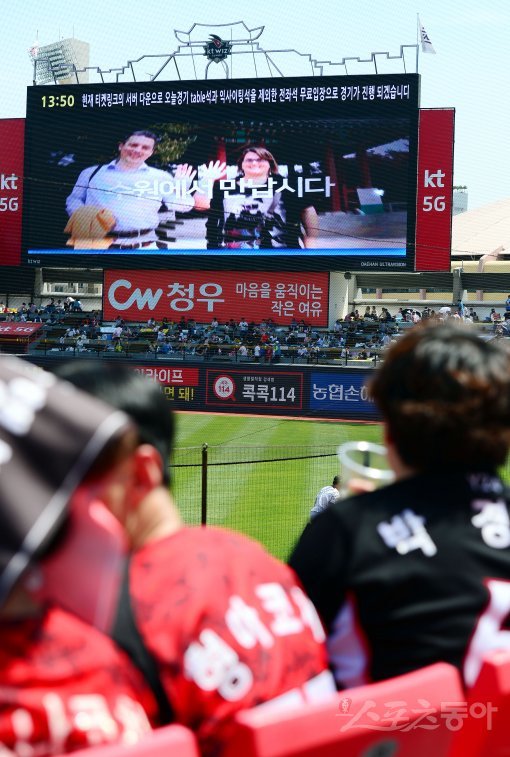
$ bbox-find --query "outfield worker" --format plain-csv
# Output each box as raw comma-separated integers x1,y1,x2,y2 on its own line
290,321,510,689
310,475,341,520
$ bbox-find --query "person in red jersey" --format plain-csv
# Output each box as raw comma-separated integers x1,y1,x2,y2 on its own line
0,357,156,756
55,361,335,756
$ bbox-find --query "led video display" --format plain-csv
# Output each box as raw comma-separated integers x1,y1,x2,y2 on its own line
23,74,419,271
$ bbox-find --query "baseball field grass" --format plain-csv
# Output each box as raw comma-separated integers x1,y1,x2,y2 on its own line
171,412,384,560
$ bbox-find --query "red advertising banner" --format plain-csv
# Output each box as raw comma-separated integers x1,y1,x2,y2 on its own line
415,108,454,271
104,271,329,326
0,119,24,266
132,366,199,385
132,365,199,406
0,323,42,337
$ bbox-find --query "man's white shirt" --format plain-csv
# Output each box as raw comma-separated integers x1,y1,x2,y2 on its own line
310,485,339,520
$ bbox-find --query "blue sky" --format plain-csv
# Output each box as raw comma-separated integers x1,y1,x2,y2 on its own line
2,0,508,209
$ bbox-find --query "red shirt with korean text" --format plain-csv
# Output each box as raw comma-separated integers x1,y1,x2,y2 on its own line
0,606,156,756
129,527,334,755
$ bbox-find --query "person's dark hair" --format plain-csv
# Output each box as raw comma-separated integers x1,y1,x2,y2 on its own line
368,321,510,472
121,130,160,145
332,475,340,487
54,362,174,485
237,145,278,176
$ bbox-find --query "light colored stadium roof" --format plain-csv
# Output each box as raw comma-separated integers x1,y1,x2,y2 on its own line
451,197,510,257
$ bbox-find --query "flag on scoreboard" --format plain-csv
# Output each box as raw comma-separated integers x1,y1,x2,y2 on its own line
419,17,436,54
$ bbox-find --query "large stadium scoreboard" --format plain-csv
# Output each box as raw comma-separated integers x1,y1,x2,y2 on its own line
22,74,431,272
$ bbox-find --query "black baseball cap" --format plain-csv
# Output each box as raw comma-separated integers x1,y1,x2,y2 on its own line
0,356,131,606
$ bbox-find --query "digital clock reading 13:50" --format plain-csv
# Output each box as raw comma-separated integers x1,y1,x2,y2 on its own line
41,94,75,108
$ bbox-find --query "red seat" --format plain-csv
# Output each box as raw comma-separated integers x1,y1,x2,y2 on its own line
449,649,510,757
63,724,199,757
223,663,464,757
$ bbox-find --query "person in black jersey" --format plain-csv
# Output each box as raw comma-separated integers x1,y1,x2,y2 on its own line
289,320,510,689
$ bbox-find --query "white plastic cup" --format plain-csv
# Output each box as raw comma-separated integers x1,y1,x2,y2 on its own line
337,441,395,495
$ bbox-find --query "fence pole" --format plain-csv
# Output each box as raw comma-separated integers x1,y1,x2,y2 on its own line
201,443,208,525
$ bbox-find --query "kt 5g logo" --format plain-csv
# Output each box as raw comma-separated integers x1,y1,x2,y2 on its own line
0,172,19,212
422,168,446,212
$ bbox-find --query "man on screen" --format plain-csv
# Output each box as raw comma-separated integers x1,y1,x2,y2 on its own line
65,130,195,250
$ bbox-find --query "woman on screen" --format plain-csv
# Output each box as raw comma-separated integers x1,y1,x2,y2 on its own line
196,145,318,250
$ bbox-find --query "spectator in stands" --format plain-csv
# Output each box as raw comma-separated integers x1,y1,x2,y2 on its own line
290,321,510,690
75,332,88,352
363,306,372,319
158,338,173,355
112,323,123,345
54,362,335,756
0,357,156,754
44,297,57,314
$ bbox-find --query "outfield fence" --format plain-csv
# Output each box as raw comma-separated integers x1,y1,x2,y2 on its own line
171,444,341,560
171,444,510,561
